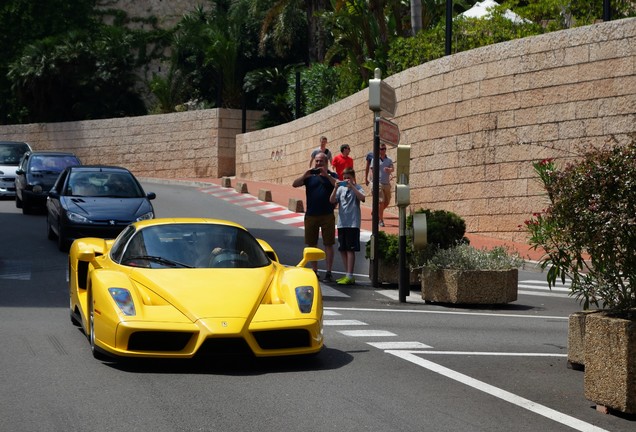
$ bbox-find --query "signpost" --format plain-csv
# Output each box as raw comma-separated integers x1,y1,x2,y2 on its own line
369,69,409,299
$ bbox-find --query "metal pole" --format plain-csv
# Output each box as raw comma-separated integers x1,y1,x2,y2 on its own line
603,0,611,21
398,205,408,302
371,113,380,287
445,0,452,56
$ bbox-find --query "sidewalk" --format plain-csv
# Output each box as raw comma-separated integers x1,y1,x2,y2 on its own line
171,176,546,263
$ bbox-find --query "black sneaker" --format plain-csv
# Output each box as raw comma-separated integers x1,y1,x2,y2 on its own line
324,271,333,282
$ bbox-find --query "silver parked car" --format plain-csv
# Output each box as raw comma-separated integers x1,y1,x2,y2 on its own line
0,141,32,197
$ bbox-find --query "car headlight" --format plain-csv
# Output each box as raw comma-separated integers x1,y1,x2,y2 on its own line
32,184,43,193
295,286,314,313
136,211,154,221
108,288,136,316
67,211,91,223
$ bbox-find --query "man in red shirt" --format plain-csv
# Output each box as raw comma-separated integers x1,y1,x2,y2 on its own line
331,144,354,180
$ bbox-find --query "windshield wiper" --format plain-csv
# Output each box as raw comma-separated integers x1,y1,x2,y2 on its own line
124,255,193,268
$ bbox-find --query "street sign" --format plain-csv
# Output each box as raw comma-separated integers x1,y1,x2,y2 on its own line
368,69,397,117
378,117,400,146
379,81,396,117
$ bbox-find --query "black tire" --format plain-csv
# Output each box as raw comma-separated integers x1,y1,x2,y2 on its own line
57,222,69,252
46,215,56,240
69,287,81,327
88,293,109,361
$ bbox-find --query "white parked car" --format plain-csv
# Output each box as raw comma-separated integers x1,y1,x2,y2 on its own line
0,141,32,197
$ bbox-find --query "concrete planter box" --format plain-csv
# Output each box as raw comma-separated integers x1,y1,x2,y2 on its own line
369,259,420,286
567,310,602,370
584,311,636,414
421,268,518,304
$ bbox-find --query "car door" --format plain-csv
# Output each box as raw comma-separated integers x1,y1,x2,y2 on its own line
15,152,30,202
47,168,68,232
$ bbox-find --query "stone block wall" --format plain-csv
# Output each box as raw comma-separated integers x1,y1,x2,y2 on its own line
0,109,260,179
236,18,636,243
1,19,634,243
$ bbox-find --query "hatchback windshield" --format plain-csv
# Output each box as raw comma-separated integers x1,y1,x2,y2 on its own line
68,171,144,198
0,142,30,165
30,155,80,173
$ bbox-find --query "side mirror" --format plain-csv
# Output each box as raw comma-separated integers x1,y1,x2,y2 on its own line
77,249,96,263
147,192,156,200
48,190,59,199
297,247,326,268
15,169,25,175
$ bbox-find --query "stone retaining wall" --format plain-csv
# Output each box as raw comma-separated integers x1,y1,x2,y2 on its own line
1,19,634,243
0,109,260,179
236,18,636,242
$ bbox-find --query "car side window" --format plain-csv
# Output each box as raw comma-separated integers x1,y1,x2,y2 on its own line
111,226,136,263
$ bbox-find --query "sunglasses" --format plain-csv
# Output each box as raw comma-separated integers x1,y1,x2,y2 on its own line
380,148,387,151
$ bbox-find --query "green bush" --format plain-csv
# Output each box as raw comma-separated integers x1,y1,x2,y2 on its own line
526,134,636,314
424,244,523,271
366,208,468,266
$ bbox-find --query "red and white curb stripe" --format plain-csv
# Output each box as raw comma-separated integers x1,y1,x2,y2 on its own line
199,184,371,242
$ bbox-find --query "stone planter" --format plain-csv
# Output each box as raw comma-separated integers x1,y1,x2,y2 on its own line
369,259,420,286
567,310,602,371
421,268,518,304
583,311,636,414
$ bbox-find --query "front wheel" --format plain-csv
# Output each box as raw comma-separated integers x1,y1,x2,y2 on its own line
88,294,109,361
57,222,70,252
46,215,56,240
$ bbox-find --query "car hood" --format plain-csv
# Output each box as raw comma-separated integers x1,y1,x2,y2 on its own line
0,165,18,177
27,171,61,189
62,196,151,219
129,267,275,321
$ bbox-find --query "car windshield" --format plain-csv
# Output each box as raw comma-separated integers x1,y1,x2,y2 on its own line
31,155,79,173
0,143,30,165
118,223,271,269
67,171,144,197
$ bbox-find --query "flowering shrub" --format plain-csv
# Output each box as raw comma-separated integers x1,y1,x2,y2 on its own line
526,136,636,314
424,245,523,271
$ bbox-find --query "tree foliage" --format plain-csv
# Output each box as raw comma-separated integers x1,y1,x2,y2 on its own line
2,0,634,125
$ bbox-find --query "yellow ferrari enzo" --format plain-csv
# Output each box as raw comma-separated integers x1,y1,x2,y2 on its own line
68,218,326,360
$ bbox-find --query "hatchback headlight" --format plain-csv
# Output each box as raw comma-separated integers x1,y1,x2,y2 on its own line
67,211,91,223
136,211,154,221
32,184,43,193
295,286,314,313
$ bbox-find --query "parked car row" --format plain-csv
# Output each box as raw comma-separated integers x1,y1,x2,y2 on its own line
2,140,156,251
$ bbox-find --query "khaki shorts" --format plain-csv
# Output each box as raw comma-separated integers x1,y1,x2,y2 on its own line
379,183,392,205
304,213,336,246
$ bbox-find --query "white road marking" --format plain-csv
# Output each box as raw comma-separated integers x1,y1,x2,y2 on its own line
325,306,568,321
408,351,566,357
386,350,609,432
324,320,367,326
519,290,571,298
321,285,350,298
323,310,341,316
338,330,396,337
367,341,432,350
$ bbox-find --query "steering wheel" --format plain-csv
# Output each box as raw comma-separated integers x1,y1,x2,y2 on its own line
209,250,248,268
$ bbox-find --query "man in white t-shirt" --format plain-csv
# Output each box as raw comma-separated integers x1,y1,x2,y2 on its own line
309,136,332,167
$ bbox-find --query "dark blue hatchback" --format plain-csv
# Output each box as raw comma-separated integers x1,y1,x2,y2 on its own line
46,165,156,251
15,151,81,213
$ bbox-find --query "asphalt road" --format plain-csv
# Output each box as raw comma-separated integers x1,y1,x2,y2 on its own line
0,182,633,432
